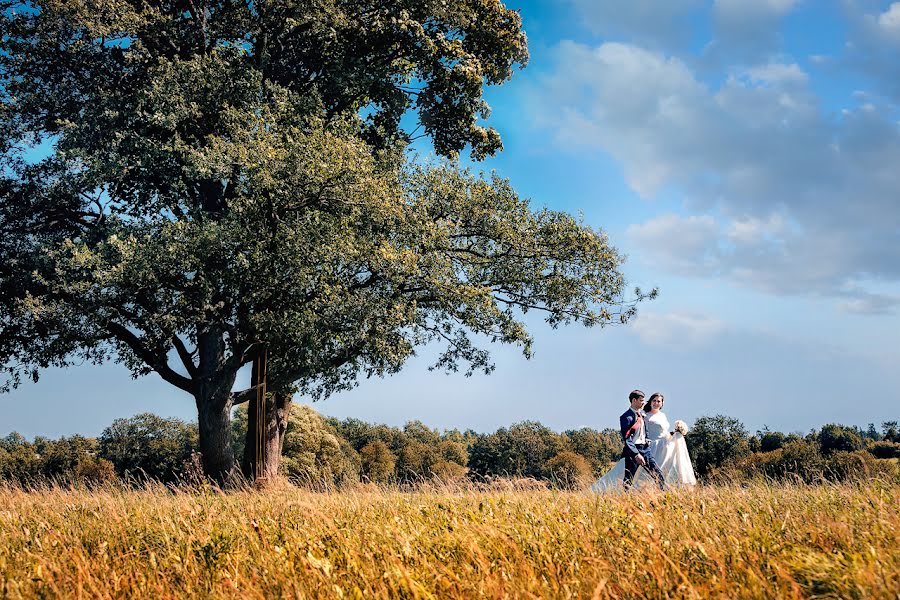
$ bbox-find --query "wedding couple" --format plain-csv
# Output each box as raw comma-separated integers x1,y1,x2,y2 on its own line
591,389,697,492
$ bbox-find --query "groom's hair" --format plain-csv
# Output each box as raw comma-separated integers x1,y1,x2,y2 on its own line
628,390,645,402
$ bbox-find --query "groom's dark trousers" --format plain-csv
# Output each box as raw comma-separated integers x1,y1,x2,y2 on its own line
620,409,666,491
623,445,666,491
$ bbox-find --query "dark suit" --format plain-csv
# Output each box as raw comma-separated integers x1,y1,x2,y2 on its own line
620,408,666,491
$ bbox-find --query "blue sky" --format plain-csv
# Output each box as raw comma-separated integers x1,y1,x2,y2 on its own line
4,0,899,438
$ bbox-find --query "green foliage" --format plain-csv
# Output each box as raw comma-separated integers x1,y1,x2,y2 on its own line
328,417,469,481
686,415,751,478
882,421,899,443
730,439,825,484
563,427,621,475
758,428,786,453
34,435,99,479
98,413,198,482
233,404,359,487
0,433,42,481
0,432,114,484
468,421,569,479
818,423,864,456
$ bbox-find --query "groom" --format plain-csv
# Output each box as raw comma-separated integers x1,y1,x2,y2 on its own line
620,389,666,491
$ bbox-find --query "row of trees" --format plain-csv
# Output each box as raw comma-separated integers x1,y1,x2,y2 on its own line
2,410,898,488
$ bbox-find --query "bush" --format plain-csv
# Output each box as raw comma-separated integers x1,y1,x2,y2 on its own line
279,405,361,487
737,439,825,483
759,430,786,453
543,452,592,490
73,457,118,485
429,460,468,481
824,450,876,482
869,441,900,460
818,424,864,456
99,413,198,482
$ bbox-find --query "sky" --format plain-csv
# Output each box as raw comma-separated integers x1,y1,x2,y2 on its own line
4,0,900,438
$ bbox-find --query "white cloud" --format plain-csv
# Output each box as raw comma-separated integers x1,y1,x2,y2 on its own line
877,2,900,36
726,214,788,245
531,40,900,307
627,214,719,271
631,312,726,347
744,62,809,86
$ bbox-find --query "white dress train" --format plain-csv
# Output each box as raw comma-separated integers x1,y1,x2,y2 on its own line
590,411,697,492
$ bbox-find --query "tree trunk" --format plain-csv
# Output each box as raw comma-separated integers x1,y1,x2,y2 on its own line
194,323,237,484
242,388,292,483
195,387,235,483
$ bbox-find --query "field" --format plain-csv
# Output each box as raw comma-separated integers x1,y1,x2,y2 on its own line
1,481,899,599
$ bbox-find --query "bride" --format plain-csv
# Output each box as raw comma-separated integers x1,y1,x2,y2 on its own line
591,393,697,492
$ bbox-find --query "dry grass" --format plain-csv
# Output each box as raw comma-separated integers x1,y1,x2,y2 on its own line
1,479,899,599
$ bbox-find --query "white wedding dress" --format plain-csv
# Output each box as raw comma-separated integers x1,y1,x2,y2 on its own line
591,411,697,492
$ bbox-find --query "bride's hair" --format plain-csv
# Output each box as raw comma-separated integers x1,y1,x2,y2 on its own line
643,392,664,412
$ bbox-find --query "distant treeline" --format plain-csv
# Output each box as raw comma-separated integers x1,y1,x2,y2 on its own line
2,407,899,488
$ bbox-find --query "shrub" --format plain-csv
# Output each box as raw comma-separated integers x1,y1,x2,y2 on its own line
824,450,875,482
759,430,786,453
869,441,900,460
818,424,864,456
543,451,592,490
429,460,468,481
73,457,118,485
272,405,360,487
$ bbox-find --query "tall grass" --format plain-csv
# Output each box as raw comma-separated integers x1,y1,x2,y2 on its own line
1,480,898,598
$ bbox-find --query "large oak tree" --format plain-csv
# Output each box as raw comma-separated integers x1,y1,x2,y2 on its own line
1,0,648,482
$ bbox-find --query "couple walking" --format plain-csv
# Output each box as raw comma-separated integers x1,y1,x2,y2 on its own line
591,389,697,492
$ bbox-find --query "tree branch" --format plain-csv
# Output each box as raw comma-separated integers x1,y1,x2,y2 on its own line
172,334,199,379
104,321,195,393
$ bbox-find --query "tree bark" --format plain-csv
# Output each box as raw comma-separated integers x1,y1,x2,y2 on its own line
241,358,292,483
195,386,235,483
194,323,237,484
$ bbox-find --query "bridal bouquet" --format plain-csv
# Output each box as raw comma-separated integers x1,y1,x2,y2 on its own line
674,420,689,436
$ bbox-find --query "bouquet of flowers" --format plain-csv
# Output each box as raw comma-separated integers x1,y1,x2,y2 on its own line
674,420,689,436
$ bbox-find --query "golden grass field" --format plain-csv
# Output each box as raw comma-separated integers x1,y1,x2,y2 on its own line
1,480,898,599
